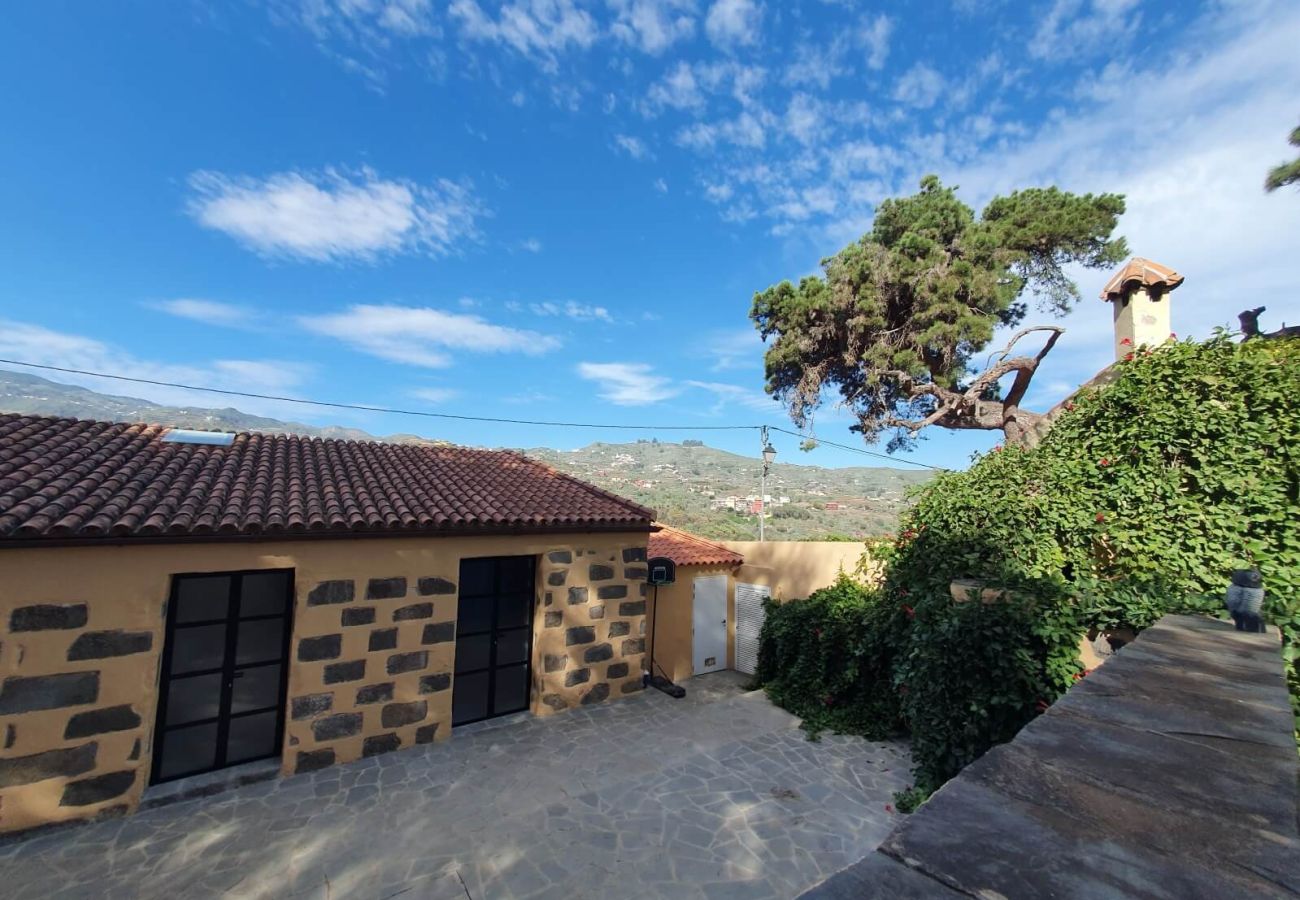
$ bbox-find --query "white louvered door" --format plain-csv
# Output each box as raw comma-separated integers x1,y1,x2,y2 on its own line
734,582,771,676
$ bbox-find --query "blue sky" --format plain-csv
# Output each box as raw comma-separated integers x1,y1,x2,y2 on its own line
1,0,1297,471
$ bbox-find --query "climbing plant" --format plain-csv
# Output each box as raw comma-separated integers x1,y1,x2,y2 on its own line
757,334,1300,800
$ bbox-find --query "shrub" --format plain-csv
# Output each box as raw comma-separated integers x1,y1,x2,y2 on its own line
757,334,1300,797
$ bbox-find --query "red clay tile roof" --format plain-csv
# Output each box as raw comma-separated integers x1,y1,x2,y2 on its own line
648,525,743,568
1099,257,1184,301
0,414,654,545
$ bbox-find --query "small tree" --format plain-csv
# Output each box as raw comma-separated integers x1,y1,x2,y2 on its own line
751,176,1127,450
1265,123,1300,192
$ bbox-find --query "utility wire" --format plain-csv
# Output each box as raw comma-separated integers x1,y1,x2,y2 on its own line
0,357,946,470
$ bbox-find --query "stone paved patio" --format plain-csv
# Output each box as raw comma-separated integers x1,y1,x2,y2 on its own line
0,672,911,900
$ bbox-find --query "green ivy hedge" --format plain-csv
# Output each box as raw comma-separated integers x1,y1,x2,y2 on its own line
757,334,1299,798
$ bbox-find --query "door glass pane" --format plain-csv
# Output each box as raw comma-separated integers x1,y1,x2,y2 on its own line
231,664,281,714
455,634,491,673
457,596,492,634
240,572,289,617
158,722,218,779
499,557,534,594
171,624,227,674
496,628,530,666
166,672,223,726
226,710,279,763
494,665,528,715
496,592,532,630
175,576,231,623
459,559,496,598
235,619,283,665
453,671,489,724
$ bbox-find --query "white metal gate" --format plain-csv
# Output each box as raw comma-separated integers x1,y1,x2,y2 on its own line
692,574,728,675
733,582,771,676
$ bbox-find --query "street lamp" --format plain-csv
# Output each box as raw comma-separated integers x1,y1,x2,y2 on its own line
759,427,777,542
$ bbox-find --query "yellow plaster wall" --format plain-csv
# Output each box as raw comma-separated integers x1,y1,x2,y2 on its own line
0,530,647,834
644,566,733,685
722,541,880,600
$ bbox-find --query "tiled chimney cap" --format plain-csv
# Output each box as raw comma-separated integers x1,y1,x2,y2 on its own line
1099,257,1184,301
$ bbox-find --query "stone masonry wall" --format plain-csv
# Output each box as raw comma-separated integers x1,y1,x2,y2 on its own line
533,544,649,714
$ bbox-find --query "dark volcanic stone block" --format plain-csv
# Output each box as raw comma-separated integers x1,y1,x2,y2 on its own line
369,628,398,652
588,564,615,581
584,643,613,663
608,621,631,637
566,626,596,646
363,733,402,757
621,638,646,656
60,769,135,807
0,672,98,714
542,694,568,711
589,605,605,620
567,587,588,605
323,660,365,684
581,684,610,705
366,577,407,600
418,577,456,596
565,668,591,687
422,622,455,644
624,567,648,580
10,603,88,632
547,571,568,586
67,630,152,661
308,580,354,606
544,611,563,627
543,654,567,673
415,723,440,744
291,693,334,719
0,743,97,788
64,705,141,739
618,600,647,617
381,700,427,728
621,680,644,694
607,662,629,679
296,749,335,774
623,547,647,563
312,713,362,741
298,634,342,662
548,550,573,564
356,683,394,705
341,606,376,627
597,585,627,600
387,650,428,675
419,672,451,694
394,603,434,621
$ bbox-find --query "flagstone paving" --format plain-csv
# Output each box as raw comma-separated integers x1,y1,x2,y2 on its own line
0,672,911,899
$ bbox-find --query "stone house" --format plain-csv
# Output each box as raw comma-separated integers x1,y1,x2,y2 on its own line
0,414,654,834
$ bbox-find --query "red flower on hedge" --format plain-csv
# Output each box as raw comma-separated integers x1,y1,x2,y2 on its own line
1095,512,1105,523
1124,352,1135,361
1099,458,1110,467
902,604,915,620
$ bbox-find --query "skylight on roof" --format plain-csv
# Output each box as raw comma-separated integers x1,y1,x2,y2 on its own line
161,429,235,446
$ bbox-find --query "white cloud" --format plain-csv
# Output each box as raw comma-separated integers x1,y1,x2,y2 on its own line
608,0,696,54
784,93,825,145
449,0,598,69
0,319,312,418
892,62,945,108
614,133,653,160
1031,0,1140,61
645,60,706,113
291,0,439,40
300,304,561,368
410,386,460,404
654,177,669,192
677,108,770,150
151,298,260,329
577,362,679,405
520,237,543,252
704,0,762,49
860,13,892,70
694,326,765,371
187,168,484,264
686,380,774,412
529,300,614,322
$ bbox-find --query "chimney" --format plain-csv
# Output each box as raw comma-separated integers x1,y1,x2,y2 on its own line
1099,257,1184,361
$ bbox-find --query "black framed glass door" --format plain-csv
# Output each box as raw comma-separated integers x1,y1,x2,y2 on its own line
453,556,536,726
151,569,294,784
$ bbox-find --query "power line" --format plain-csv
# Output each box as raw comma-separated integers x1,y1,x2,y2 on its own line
0,356,946,470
